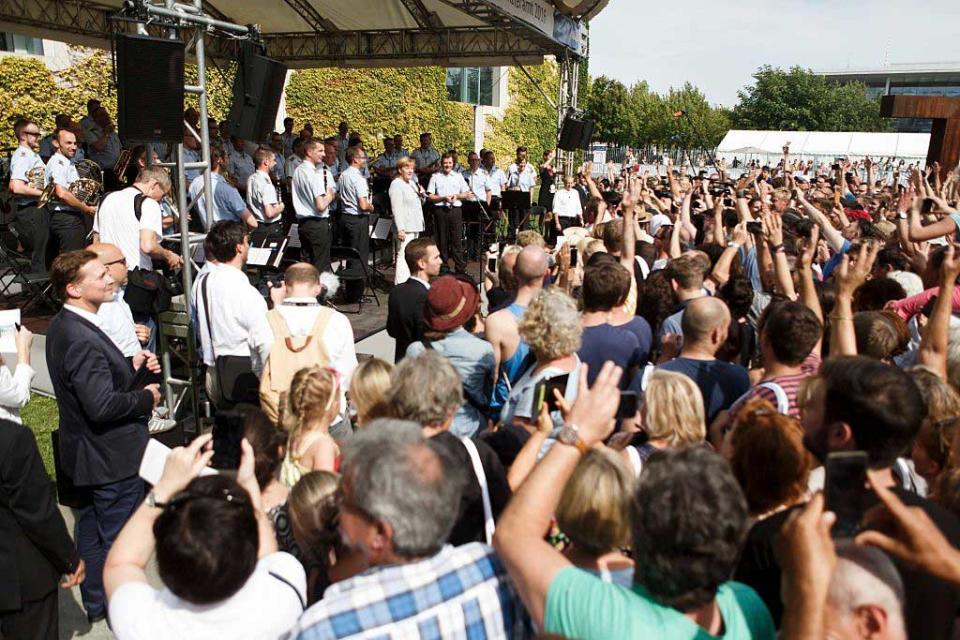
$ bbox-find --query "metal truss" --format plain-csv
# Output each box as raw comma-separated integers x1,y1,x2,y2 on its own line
281,0,339,32
0,0,111,39
263,26,553,67
399,0,442,29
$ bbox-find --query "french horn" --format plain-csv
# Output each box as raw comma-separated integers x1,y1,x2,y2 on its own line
25,166,46,191
39,159,103,208
114,149,132,185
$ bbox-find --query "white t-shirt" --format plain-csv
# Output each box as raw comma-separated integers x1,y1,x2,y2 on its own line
93,186,164,270
108,552,306,640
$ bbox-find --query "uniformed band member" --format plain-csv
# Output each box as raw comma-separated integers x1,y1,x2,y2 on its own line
280,117,296,158
462,151,492,256
7,118,51,274
227,136,255,196
505,146,536,233
336,121,350,169
338,145,375,272
371,137,404,180
85,107,122,189
189,145,257,229
246,147,285,244
47,128,97,253
292,139,338,273
410,132,441,185
427,153,472,274
39,114,70,162
483,150,507,217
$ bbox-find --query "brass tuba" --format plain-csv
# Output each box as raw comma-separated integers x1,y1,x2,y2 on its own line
25,166,46,191
39,159,103,208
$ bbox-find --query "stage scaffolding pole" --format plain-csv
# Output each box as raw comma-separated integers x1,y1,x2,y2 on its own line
129,0,251,435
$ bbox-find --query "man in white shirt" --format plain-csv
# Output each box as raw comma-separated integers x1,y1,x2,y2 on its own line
427,153,472,274
227,136,255,196
292,139,338,274
104,435,306,640
338,145,375,270
194,221,273,407
246,148,285,244
284,137,306,194
552,174,584,232
505,148,536,235
189,146,258,229
93,165,183,272
7,117,51,274
46,128,97,253
267,262,357,434
482,150,507,222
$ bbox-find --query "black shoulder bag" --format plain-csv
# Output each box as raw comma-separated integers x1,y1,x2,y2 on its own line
200,273,261,407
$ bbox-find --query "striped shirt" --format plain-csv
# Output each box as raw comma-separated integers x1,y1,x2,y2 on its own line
729,352,821,419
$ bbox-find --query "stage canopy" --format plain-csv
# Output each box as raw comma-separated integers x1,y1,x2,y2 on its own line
717,129,931,163
0,0,608,68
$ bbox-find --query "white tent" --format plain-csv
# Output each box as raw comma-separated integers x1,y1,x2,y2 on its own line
716,129,930,165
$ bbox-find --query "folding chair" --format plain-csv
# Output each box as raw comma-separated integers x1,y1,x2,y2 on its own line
0,240,55,313
330,245,380,314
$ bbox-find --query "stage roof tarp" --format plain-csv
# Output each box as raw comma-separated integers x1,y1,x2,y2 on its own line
717,129,931,160
0,0,608,68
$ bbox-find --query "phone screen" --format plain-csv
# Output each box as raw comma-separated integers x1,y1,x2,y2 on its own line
569,247,578,268
210,410,245,470
825,451,868,538
616,391,638,420
532,374,569,416
487,257,497,272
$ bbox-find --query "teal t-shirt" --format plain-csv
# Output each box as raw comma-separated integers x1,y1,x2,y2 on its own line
544,567,776,639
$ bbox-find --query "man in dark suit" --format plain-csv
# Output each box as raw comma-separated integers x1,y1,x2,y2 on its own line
45,250,161,623
0,419,85,639
387,237,441,362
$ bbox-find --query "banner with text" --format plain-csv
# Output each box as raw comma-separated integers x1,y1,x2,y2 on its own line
485,0,556,38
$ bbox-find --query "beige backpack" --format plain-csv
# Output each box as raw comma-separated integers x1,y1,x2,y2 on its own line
259,307,332,423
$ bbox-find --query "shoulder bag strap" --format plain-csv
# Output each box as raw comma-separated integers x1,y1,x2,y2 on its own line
625,445,643,477
756,381,790,414
200,273,214,345
459,436,495,545
133,192,146,221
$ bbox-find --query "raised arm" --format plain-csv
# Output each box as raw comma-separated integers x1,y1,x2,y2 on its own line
829,244,878,357
796,190,845,252
918,245,960,379
762,210,796,300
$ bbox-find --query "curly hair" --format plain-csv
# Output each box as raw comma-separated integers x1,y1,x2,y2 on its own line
637,270,677,334
728,398,812,517
288,470,341,565
631,446,749,611
519,288,582,362
279,366,339,443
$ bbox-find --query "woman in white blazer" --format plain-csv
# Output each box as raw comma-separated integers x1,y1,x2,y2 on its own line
389,156,426,284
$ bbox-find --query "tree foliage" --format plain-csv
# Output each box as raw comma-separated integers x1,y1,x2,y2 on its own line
0,47,234,149
484,60,560,165
732,65,889,132
585,75,635,145
286,66,472,154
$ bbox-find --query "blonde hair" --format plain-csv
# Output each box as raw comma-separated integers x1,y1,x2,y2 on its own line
579,237,605,264
280,366,339,443
396,156,415,171
516,230,546,248
350,358,393,428
642,370,706,446
556,448,634,554
519,288,582,362
288,470,340,564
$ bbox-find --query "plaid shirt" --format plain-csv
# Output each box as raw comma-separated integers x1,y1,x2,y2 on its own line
293,543,532,640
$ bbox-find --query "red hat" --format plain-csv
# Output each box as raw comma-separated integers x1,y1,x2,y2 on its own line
845,209,872,222
424,276,479,332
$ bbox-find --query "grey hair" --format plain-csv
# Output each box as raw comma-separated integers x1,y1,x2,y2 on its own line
518,287,582,361
340,418,465,558
136,164,172,191
386,350,463,428
828,542,906,640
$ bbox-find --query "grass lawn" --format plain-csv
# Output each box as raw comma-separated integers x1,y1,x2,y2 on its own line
22,393,59,481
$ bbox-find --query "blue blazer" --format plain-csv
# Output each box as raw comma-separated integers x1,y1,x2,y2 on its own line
45,308,153,487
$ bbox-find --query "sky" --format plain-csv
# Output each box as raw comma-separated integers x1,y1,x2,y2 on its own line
587,0,960,107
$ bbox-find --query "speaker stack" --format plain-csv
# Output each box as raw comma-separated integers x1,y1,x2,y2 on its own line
226,43,288,142
115,34,185,143
558,113,595,151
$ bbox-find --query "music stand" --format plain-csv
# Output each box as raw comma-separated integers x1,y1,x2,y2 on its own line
502,190,530,240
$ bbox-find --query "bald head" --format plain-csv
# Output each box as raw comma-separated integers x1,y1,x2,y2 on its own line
515,245,548,286
681,297,730,347
89,242,123,263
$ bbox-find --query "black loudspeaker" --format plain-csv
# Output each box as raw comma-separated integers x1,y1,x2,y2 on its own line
558,114,595,151
227,45,287,142
116,34,185,143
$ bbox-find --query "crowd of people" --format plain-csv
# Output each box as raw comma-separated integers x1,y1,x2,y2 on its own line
6,102,960,640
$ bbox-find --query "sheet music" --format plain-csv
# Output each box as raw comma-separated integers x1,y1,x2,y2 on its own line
246,247,271,266
0,309,18,352
288,223,301,249
139,439,216,486
371,217,393,240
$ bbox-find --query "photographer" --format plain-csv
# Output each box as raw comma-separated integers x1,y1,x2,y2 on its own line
104,434,306,639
